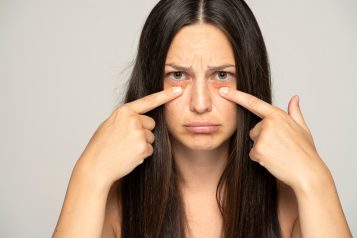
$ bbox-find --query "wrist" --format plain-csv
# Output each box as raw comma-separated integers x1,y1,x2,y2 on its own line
293,160,336,199
73,157,113,193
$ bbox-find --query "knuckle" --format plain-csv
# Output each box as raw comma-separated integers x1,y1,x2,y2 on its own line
141,144,153,158
261,119,274,133
138,141,148,154
143,95,156,106
263,117,274,128
247,95,259,107
150,118,156,128
136,129,146,141
254,143,265,157
116,104,130,115
149,132,155,143
267,108,284,120
143,115,156,129
275,110,287,121
112,105,131,122
258,131,267,143
147,144,154,155
129,116,141,128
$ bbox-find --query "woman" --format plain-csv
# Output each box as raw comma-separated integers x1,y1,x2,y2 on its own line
52,0,352,237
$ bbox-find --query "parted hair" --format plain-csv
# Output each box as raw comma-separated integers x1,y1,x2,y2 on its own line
118,0,280,237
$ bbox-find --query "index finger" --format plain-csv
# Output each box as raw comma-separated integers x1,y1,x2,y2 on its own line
219,87,279,118
126,86,183,114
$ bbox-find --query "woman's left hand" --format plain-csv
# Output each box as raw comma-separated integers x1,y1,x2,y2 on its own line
218,87,332,191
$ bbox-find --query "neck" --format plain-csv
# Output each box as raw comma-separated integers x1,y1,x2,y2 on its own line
172,138,230,195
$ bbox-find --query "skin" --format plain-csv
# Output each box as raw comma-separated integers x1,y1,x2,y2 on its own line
163,23,352,237
163,23,238,191
219,87,352,237
163,23,239,236
52,23,352,238
52,87,184,237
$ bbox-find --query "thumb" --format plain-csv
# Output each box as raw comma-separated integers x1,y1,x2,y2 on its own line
288,95,311,133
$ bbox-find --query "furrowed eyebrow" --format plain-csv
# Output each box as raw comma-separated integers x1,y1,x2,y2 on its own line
165,63,235,72
207,64,236,71
165,64,191,71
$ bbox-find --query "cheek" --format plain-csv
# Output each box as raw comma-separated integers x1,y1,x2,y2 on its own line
227,105,238,127
163,99,181,124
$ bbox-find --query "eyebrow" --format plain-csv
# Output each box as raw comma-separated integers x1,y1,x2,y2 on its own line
165,63,236,72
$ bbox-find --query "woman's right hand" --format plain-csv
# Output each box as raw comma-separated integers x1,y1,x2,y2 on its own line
77,86,183,187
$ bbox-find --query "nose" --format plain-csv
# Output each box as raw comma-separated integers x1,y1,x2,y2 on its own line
189,77,212,113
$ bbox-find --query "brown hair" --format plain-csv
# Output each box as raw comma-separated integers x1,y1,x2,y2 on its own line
117,0,280,237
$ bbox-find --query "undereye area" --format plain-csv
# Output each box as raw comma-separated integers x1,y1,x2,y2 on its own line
163,71,236,90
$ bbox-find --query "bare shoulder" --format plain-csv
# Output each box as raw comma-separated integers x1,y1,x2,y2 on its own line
103,179,122,238
277,180,299,238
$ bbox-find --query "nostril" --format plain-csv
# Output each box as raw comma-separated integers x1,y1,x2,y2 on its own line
189,91,212,113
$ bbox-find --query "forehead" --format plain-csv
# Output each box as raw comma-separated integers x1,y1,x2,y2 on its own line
165,23,235,64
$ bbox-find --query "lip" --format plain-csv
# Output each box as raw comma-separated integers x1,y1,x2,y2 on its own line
184,121,220,127
184,121,221,133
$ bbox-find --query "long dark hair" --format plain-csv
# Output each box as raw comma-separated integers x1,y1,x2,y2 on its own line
117,0,280,237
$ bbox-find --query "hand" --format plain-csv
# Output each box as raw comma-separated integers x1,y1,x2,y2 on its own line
78,86,183,186
218,87,331,191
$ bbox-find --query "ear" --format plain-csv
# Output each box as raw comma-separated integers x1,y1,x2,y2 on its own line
288,95,311,133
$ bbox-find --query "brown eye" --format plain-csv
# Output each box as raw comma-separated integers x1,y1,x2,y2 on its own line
174,72,182,78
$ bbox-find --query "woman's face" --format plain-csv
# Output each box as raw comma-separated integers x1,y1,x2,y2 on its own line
163,23,238,151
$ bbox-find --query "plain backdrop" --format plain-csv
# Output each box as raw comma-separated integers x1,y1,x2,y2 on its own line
0,0,356,237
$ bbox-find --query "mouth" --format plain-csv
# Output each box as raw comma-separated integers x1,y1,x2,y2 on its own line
184,121,221,133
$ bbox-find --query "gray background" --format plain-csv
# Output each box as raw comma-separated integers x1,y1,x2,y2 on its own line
0,0,356,237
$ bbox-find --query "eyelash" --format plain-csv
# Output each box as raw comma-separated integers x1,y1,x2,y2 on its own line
166,71,234,82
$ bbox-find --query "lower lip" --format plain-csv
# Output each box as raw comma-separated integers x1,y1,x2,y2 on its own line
184,125,220,133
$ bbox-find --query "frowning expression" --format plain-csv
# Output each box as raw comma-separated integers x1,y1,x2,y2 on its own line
163,23,238,151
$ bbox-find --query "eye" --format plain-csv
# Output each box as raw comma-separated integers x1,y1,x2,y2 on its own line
215,71,233,81
167,71,186,81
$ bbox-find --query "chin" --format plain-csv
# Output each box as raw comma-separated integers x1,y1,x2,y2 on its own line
170,133,228,151
186,144,220,151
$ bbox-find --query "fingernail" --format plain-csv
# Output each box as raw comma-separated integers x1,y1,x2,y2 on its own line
172,87,182,94
219,87,229,94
